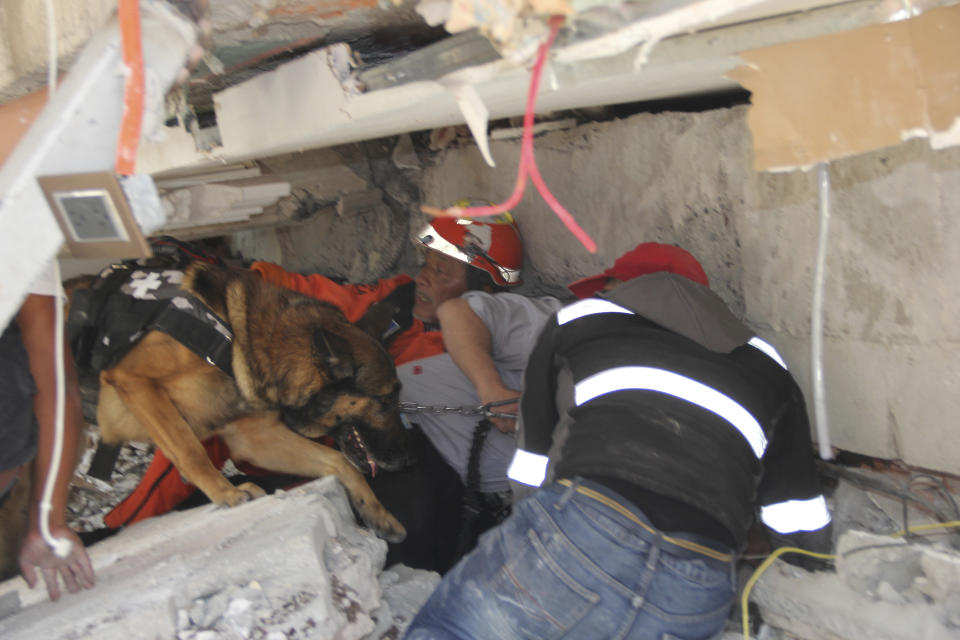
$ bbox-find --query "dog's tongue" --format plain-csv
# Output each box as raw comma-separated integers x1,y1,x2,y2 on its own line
369,458,377,478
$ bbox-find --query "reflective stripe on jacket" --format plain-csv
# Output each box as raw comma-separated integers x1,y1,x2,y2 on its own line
509,276,830,549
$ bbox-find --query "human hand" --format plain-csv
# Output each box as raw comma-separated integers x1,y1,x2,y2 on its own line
478,384,520,434
19,526,95,601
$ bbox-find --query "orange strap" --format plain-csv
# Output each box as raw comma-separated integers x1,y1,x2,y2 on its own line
115,0,144,175
104,435,335,528
103,439,227,528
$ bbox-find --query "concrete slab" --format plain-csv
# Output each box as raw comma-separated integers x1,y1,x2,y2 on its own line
0,477,439,640
750,530,960,640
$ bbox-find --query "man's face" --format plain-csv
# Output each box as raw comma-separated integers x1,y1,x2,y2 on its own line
413,250,469,323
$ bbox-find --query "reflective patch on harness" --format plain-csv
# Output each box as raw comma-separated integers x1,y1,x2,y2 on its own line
574,366,768,458
749,337,787,370
557,299,633,325
507,449,549,487
761,495,832,534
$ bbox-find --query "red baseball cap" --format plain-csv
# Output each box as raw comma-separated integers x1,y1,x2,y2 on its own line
567,242,709,299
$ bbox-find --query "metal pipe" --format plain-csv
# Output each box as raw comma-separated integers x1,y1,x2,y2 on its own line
811,162,833,460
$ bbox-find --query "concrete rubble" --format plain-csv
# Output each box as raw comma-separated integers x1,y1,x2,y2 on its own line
750,530,960,640
0,477,440,640
3,445,960,639
747,475,960,640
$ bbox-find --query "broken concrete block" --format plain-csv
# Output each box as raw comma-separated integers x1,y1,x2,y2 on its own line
0,477,440,640
837,530,960,606
749,531,960,640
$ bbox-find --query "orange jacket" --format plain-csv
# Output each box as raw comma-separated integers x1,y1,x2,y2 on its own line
105,262,445,528
250,262,446,365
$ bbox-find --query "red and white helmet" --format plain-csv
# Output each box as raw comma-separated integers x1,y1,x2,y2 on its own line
415,204,523,287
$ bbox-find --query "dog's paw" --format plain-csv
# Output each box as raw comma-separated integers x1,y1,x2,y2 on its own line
220,482,267,507
370,511,407,544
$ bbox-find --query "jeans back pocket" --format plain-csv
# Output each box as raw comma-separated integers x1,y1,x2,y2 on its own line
493,527,600,639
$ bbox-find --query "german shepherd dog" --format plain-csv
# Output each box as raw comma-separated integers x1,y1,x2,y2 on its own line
88,262,407,542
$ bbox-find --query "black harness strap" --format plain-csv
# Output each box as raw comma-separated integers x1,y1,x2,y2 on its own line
69,267,234,377
356,281,416,347
86,443,123,482
148,301,233,374
456,418,494,557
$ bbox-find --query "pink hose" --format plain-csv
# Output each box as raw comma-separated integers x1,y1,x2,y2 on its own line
424,16,597,253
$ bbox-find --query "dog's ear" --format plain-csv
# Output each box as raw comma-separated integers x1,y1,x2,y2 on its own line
312,327,354,381
182,262,232,315
340,324,399,397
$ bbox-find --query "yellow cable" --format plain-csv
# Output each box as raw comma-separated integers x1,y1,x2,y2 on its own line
741,547,836,640
892,519,960,537
742,521,960,640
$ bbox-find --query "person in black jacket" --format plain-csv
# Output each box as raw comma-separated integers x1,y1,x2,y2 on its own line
405,242,832,640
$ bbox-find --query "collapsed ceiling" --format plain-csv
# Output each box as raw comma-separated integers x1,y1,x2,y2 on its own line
3,0,938,166
0,0,955,331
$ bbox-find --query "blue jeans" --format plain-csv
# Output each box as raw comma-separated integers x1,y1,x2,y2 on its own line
405,478,736,640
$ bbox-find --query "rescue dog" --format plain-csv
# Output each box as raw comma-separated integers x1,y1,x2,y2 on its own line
88,262,408,542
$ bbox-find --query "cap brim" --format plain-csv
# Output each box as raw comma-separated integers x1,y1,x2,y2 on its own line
567,274,608,299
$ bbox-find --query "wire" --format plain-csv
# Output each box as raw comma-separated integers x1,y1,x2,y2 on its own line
37,0,73,561
817,461,957,524
116,0,145,175
910,474,960,520
39,260,74,559
421,16,597,254
892,519,960,537
742,520,960,639
741,547,836,640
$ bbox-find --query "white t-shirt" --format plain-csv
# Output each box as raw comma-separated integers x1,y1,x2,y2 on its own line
27,261,62,297
396,292,563,494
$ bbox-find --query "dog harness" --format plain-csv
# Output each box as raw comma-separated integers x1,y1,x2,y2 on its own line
68,245,233,377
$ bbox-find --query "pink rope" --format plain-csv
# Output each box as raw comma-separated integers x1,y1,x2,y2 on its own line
422,15,597,254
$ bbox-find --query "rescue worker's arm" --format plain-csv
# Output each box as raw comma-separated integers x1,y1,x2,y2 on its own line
756,380,833,561
16,294,95,600
250,261,412,323
437,298,518,433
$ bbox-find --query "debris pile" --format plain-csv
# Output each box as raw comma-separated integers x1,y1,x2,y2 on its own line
0,476,440,640
67,429,153,533
747,473,960,640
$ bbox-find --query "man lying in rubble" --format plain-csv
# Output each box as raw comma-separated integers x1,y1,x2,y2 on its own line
405,243,834,640
103,207,562,573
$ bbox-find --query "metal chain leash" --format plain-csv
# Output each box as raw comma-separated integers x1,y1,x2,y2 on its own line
399,397,518,420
